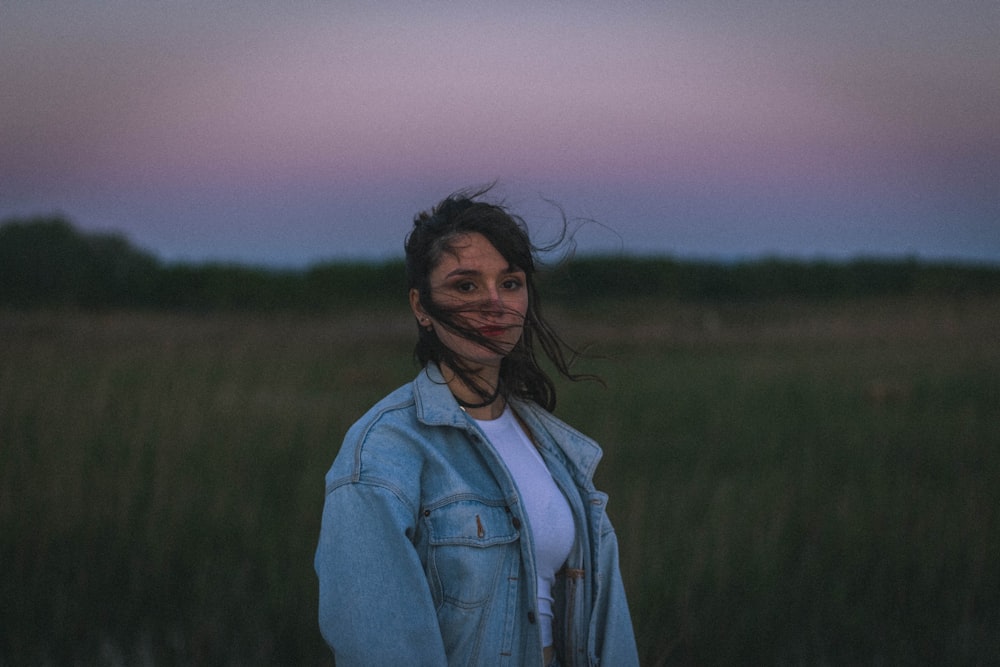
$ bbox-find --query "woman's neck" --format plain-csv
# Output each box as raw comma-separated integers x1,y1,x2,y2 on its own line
439,362,505,420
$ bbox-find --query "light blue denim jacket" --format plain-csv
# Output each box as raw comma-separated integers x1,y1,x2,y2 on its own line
315,364,639,666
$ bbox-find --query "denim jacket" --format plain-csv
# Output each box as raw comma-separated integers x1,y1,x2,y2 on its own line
315,365,639,666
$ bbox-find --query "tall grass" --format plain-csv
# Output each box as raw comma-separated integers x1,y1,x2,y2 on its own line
2,297,998,665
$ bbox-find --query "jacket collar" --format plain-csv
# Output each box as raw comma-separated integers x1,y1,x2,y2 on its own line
413,363,470,429
412,364,603,485
511,397,603,485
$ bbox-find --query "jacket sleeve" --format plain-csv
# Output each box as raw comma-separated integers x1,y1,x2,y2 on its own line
593,517,641,666
315,479,447,666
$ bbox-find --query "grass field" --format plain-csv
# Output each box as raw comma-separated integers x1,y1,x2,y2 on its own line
2,296,998,665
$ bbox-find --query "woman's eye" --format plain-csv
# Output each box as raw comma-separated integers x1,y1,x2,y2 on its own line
456,281,477,293
502,278,523,290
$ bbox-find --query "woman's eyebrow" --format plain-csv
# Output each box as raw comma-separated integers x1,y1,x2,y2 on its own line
443,265,522,279
443,267,480,279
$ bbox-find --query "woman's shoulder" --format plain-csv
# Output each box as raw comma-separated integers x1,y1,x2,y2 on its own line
325,376,480,507
337,381,427,457
347,382,417,432
333,376,462,472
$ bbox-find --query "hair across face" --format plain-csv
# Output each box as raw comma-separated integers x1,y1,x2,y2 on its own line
415,231,529,372
406,195,536,299
406,191,537,384
405,188,594,411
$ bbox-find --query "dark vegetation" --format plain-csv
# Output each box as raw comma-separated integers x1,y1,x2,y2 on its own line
3,216,999,664
3,216,999,309
3,299,998,665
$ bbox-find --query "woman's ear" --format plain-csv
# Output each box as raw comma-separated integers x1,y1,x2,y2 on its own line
409,288,430,326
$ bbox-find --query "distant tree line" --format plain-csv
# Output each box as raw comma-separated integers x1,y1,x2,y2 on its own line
541,254,1000,302
3,216,999,310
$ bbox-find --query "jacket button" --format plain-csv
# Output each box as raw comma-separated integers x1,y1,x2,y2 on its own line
511,516,521,530
527,611,536,624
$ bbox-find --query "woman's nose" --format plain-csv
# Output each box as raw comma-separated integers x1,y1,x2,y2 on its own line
482,288,504,311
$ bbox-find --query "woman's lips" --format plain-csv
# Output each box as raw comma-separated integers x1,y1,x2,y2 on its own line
478,325,507,338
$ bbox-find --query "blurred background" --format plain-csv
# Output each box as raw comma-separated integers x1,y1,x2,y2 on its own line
2,2,999,665
3,1,998,266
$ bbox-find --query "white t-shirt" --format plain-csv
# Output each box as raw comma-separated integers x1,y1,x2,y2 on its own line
473,407,576,647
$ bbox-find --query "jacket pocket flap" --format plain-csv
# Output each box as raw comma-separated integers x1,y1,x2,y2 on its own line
425,500,519,547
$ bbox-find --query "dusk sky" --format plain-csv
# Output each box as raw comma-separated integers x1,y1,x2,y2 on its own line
3,1,998,267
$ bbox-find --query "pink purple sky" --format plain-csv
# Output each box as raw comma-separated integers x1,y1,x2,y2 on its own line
2,1,998,266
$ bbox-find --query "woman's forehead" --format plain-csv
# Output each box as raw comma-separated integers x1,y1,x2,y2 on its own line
433,232,522,276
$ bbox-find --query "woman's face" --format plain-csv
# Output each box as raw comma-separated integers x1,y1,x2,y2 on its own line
410,232,529,370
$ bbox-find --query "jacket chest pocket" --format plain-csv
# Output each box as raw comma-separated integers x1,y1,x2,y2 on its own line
422,499,520,607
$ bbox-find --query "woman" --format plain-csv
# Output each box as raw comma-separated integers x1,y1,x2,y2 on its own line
315,189,638,666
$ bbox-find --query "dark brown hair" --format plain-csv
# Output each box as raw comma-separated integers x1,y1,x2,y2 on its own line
405,186,593,411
